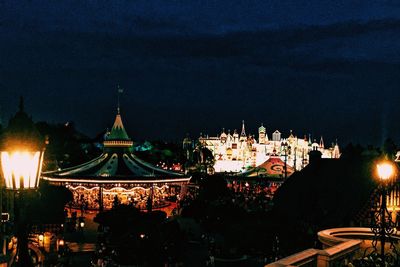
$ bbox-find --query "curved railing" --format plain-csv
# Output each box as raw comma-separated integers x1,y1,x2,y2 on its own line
266,227,400,266
318,227,400,249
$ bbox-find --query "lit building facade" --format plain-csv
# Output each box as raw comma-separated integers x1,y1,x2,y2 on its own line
198,121,340,173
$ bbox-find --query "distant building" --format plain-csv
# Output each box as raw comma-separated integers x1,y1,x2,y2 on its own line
193,121,340,173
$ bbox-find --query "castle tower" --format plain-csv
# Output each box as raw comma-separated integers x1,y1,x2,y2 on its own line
272,130,281,142
312,139,319,151
240,120,246,142
227,129,233,145
258,123,267,144
333,139,340,158
220,128,227,143
319,136,325,149
182,134,192,161
232,129,239,144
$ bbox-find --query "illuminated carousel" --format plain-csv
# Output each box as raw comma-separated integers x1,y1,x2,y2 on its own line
43,110,190,210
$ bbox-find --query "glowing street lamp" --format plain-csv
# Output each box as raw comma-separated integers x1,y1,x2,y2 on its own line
371,160,397,266
377,162,394,182
0,98,46,267
0,149,44,267
1,151,44,190
58,239,65,254
38,233,44,248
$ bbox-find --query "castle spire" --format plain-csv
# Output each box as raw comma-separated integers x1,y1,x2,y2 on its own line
240,120,246,137
319,136,325,149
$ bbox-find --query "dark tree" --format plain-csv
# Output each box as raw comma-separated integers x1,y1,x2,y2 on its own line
383,138,397,159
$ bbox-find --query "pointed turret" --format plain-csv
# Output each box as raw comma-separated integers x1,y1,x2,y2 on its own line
227,129,233,143
233,129,238,138
240,120,246,137
319,136,325,149
240,120,247,142
258,123,266,133
288,130,295,144
220,128,227,143
108,113,130,141
104,111,133,149
333,139,340,158
258,123,267,144
288,130,295,139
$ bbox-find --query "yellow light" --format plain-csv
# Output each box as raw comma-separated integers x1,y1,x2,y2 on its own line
80,222,85,228
58,239,64,246
0,151,43,190
377,162,394,181
38,234,44,242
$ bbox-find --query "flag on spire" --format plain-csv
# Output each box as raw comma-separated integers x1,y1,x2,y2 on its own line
117,85,124,114
118,84,124,93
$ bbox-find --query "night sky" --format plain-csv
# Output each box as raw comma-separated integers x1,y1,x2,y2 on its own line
1,1,400,146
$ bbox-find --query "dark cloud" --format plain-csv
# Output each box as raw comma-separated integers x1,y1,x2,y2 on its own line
2,0,400,35
1,2,400,146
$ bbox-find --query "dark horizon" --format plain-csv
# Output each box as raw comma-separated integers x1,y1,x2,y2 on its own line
1,1,400,147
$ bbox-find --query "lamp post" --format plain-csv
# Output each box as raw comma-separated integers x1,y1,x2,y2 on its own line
371,161,397,266
281,141,288,180
38,234,44,248
0,150,45,267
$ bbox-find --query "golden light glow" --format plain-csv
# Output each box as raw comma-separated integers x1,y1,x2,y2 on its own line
38,234,44,242
58,239,64,246
1,151,43,190
377,162,394,181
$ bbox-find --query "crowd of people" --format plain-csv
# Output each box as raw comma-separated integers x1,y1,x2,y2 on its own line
68,185,179,211
226,180,280,212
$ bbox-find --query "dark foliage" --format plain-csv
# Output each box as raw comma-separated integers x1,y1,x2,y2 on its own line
134,140,186,166
24,181,73,225
35,121,101,169
94,205,185,266
198,174,229,200
383,138,397,159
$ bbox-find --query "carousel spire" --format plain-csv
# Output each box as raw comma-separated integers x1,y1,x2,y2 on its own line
117,85,124,114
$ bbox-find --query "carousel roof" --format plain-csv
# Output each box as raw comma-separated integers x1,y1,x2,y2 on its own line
43,111,189,184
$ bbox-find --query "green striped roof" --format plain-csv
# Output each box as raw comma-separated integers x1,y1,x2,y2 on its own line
108,114,130,141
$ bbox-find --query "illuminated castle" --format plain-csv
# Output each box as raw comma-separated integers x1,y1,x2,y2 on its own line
197,121,340,173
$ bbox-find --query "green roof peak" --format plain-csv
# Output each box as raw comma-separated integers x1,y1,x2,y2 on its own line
108,114,130,141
